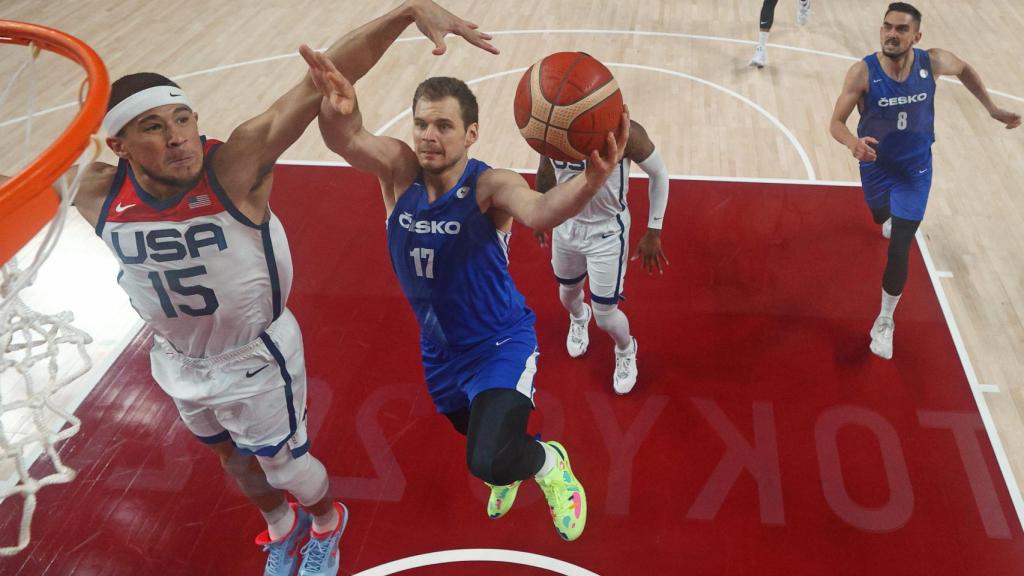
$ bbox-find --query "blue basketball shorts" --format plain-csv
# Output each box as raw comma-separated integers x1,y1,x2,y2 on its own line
421,325,539,414
859,155,933,222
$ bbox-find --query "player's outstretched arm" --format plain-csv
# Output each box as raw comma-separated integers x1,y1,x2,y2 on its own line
304,46,418,215
213,1,496,203
929,48,1021,130
531,156,557,245
482,109,629,231
627,121,670,275
829,61,877,162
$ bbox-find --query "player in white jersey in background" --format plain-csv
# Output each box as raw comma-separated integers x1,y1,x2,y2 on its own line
59,2,497,575
750,0,812,68
533,120,669,394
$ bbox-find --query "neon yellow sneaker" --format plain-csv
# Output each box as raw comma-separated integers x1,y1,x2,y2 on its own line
485,480,522,519
535,441,587,541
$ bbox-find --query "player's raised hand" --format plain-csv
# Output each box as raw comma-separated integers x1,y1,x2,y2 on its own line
406,0,499,56
851,136,878,162
991,107,1022,129
300,45,357,116
584,107,630,188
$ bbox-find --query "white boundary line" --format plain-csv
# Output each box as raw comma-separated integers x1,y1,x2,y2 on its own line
915,231,1024,529
4,28,1023,130
370,63,816,180
352,548,600,576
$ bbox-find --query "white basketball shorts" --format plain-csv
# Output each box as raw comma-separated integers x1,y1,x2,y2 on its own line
150,308,309,457
551,210,630,305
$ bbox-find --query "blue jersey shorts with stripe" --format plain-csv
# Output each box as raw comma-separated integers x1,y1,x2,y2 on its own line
859,153,933,222
422,322,539,414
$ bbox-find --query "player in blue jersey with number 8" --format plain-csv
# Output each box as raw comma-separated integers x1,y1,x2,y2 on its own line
829,2,1020,360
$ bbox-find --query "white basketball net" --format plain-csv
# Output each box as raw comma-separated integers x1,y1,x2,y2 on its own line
0,38,98,556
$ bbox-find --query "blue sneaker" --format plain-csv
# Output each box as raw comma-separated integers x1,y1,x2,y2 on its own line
254,503,312,576
299,502,349,576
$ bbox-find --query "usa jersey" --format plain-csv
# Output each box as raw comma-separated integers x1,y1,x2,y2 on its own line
857,48,936,167
387,159,534,353
550,157,631,224
96,138,293,359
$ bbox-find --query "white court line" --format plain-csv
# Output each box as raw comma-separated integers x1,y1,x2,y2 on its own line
980,384,1002,394
916,231,1024,530
352,548,600,576
369,64,817,181
4,27,1024,130
936,270,955,278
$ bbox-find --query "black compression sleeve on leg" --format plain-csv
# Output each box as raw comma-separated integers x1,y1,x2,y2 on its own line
882,217,921,296
870,204,892,225
465,389,545,486
760,0,780,30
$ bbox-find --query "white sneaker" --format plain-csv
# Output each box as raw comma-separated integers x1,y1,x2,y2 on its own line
750,44,767,68
566,305,591,358
869,315,894,360
613,337,638,395
882,218,892,239
797,0,811,26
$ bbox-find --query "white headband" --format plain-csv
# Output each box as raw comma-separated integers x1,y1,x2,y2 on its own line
102,85,193,136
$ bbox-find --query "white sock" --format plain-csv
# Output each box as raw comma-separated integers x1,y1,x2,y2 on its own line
880,289,901,318
312,504,340,535
759,31,769,47
535,442,557,478
560,283,587,319
263,502,295,541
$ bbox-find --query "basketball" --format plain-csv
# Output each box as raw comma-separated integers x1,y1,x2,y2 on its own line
514,52,624,162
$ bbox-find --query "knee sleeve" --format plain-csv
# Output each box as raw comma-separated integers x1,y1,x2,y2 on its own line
465,389,544,485
558,282,585,317
592,301,632,349
882,217,920,296
257,449,329,506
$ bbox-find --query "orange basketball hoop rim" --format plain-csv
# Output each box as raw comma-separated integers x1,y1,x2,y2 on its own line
0,21,109,265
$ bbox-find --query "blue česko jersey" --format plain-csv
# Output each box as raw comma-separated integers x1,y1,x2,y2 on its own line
386,159,534,353
857,48,936,168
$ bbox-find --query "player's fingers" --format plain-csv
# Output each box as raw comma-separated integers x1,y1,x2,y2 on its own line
605,130,619,161
468,35,500,54
617,108,630,145
326,71,350,98
299,44,321,69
